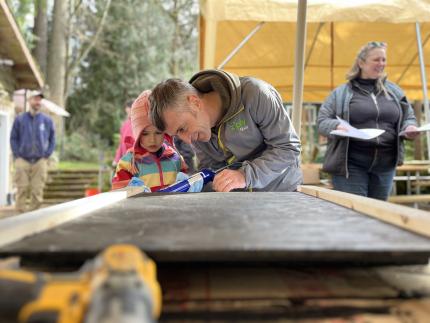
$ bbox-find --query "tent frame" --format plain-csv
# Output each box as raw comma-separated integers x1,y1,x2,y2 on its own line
210,4,430,158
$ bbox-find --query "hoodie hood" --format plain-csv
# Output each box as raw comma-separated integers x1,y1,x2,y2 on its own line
131,89,173,151
189,69,242,127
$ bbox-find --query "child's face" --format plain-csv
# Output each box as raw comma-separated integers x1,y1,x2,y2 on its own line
139,125,164,153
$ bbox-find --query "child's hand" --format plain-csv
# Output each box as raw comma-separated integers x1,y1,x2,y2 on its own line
175,172,189,182
127,177,151,192
175,172,203,193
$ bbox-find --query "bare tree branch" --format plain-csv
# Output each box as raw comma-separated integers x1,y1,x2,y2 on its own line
67,0,112,75
70,0,83,18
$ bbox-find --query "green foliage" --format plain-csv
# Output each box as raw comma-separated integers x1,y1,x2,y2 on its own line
101,169,114,192
60,130,100,162
112,132,120,150
66,0,198,147
404,140,415,161
7,0,35,46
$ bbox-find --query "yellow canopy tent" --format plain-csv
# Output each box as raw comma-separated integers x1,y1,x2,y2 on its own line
199,0,430,102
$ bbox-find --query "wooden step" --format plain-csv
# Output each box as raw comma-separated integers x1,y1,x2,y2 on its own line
45,185,88,191
49,174,98,180
42,198,77,205
43,169,105,203
44,191,85,199
47,178,96,185
48,169,99,174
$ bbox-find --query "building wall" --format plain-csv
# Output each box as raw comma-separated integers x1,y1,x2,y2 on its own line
0,67,17,206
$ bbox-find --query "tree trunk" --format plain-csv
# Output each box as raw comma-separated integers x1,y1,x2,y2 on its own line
47,0,68,107
32,0,48,77
169,0,180,76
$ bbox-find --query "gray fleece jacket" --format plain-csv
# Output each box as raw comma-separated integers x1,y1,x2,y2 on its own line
317,80,417,176
190,69,303,192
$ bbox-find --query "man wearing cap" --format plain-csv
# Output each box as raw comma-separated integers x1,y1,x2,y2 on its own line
10,90,56,212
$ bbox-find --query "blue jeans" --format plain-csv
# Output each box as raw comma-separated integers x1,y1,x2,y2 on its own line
332,148,396,201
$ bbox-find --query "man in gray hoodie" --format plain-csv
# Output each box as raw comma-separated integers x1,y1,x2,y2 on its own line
149,69,302,192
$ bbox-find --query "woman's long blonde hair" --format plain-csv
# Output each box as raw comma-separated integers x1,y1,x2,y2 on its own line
346,41,388,96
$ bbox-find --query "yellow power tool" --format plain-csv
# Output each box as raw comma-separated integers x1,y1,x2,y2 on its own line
0,244,162,323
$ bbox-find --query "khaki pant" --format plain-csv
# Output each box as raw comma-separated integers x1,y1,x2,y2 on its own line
14,158,48,212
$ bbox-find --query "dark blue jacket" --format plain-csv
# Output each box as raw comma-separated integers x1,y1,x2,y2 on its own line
10,112,56,163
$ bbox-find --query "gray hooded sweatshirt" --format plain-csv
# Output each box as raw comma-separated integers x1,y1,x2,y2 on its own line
189,69,303,192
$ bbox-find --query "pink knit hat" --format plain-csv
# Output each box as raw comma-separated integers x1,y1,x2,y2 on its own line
131,90,152,150
130,89,173,150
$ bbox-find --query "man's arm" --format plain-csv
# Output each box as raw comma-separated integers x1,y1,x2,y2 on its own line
241,82,301,189
10,118,20,158
192,132,229,172
45,118,56,158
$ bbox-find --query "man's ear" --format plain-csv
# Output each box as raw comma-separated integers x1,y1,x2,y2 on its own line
187,94,201,111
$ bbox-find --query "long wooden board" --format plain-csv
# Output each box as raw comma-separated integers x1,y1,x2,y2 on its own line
0,191,128,247
299,185,430,238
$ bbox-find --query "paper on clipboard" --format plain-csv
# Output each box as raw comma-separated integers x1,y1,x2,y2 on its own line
330,116,385,140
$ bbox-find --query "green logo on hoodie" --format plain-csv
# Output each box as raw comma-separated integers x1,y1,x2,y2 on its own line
230,118,248,132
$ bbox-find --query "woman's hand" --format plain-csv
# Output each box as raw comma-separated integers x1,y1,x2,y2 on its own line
403,125,420,139
212,169,246,192
336,124,349,132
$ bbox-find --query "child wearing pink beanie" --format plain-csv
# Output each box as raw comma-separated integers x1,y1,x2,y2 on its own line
111,90,187,191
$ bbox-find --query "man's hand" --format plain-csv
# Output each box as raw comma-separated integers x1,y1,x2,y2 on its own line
212,169,246,192
403,125,420,139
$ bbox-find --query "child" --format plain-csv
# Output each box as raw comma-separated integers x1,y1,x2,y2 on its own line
112,99,134,168
111,90,188,191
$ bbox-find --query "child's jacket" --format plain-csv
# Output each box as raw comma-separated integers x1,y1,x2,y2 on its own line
111,142,186,191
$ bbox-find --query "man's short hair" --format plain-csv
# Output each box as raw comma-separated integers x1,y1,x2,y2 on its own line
149,79,197,131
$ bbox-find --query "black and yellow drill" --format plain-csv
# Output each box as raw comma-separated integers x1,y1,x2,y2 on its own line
0,244,162,323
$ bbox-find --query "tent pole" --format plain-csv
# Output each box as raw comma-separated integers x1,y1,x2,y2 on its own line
292,0,307,138
415,22,430,161
217,22,265,69
330,22,334,91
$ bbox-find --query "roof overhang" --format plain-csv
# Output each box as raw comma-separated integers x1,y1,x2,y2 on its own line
0,0,44,89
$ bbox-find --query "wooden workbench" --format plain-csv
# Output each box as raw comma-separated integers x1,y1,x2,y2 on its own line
1,191,430,265
1,189,430,322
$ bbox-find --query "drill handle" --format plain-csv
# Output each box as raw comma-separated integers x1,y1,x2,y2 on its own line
0,270,44,321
